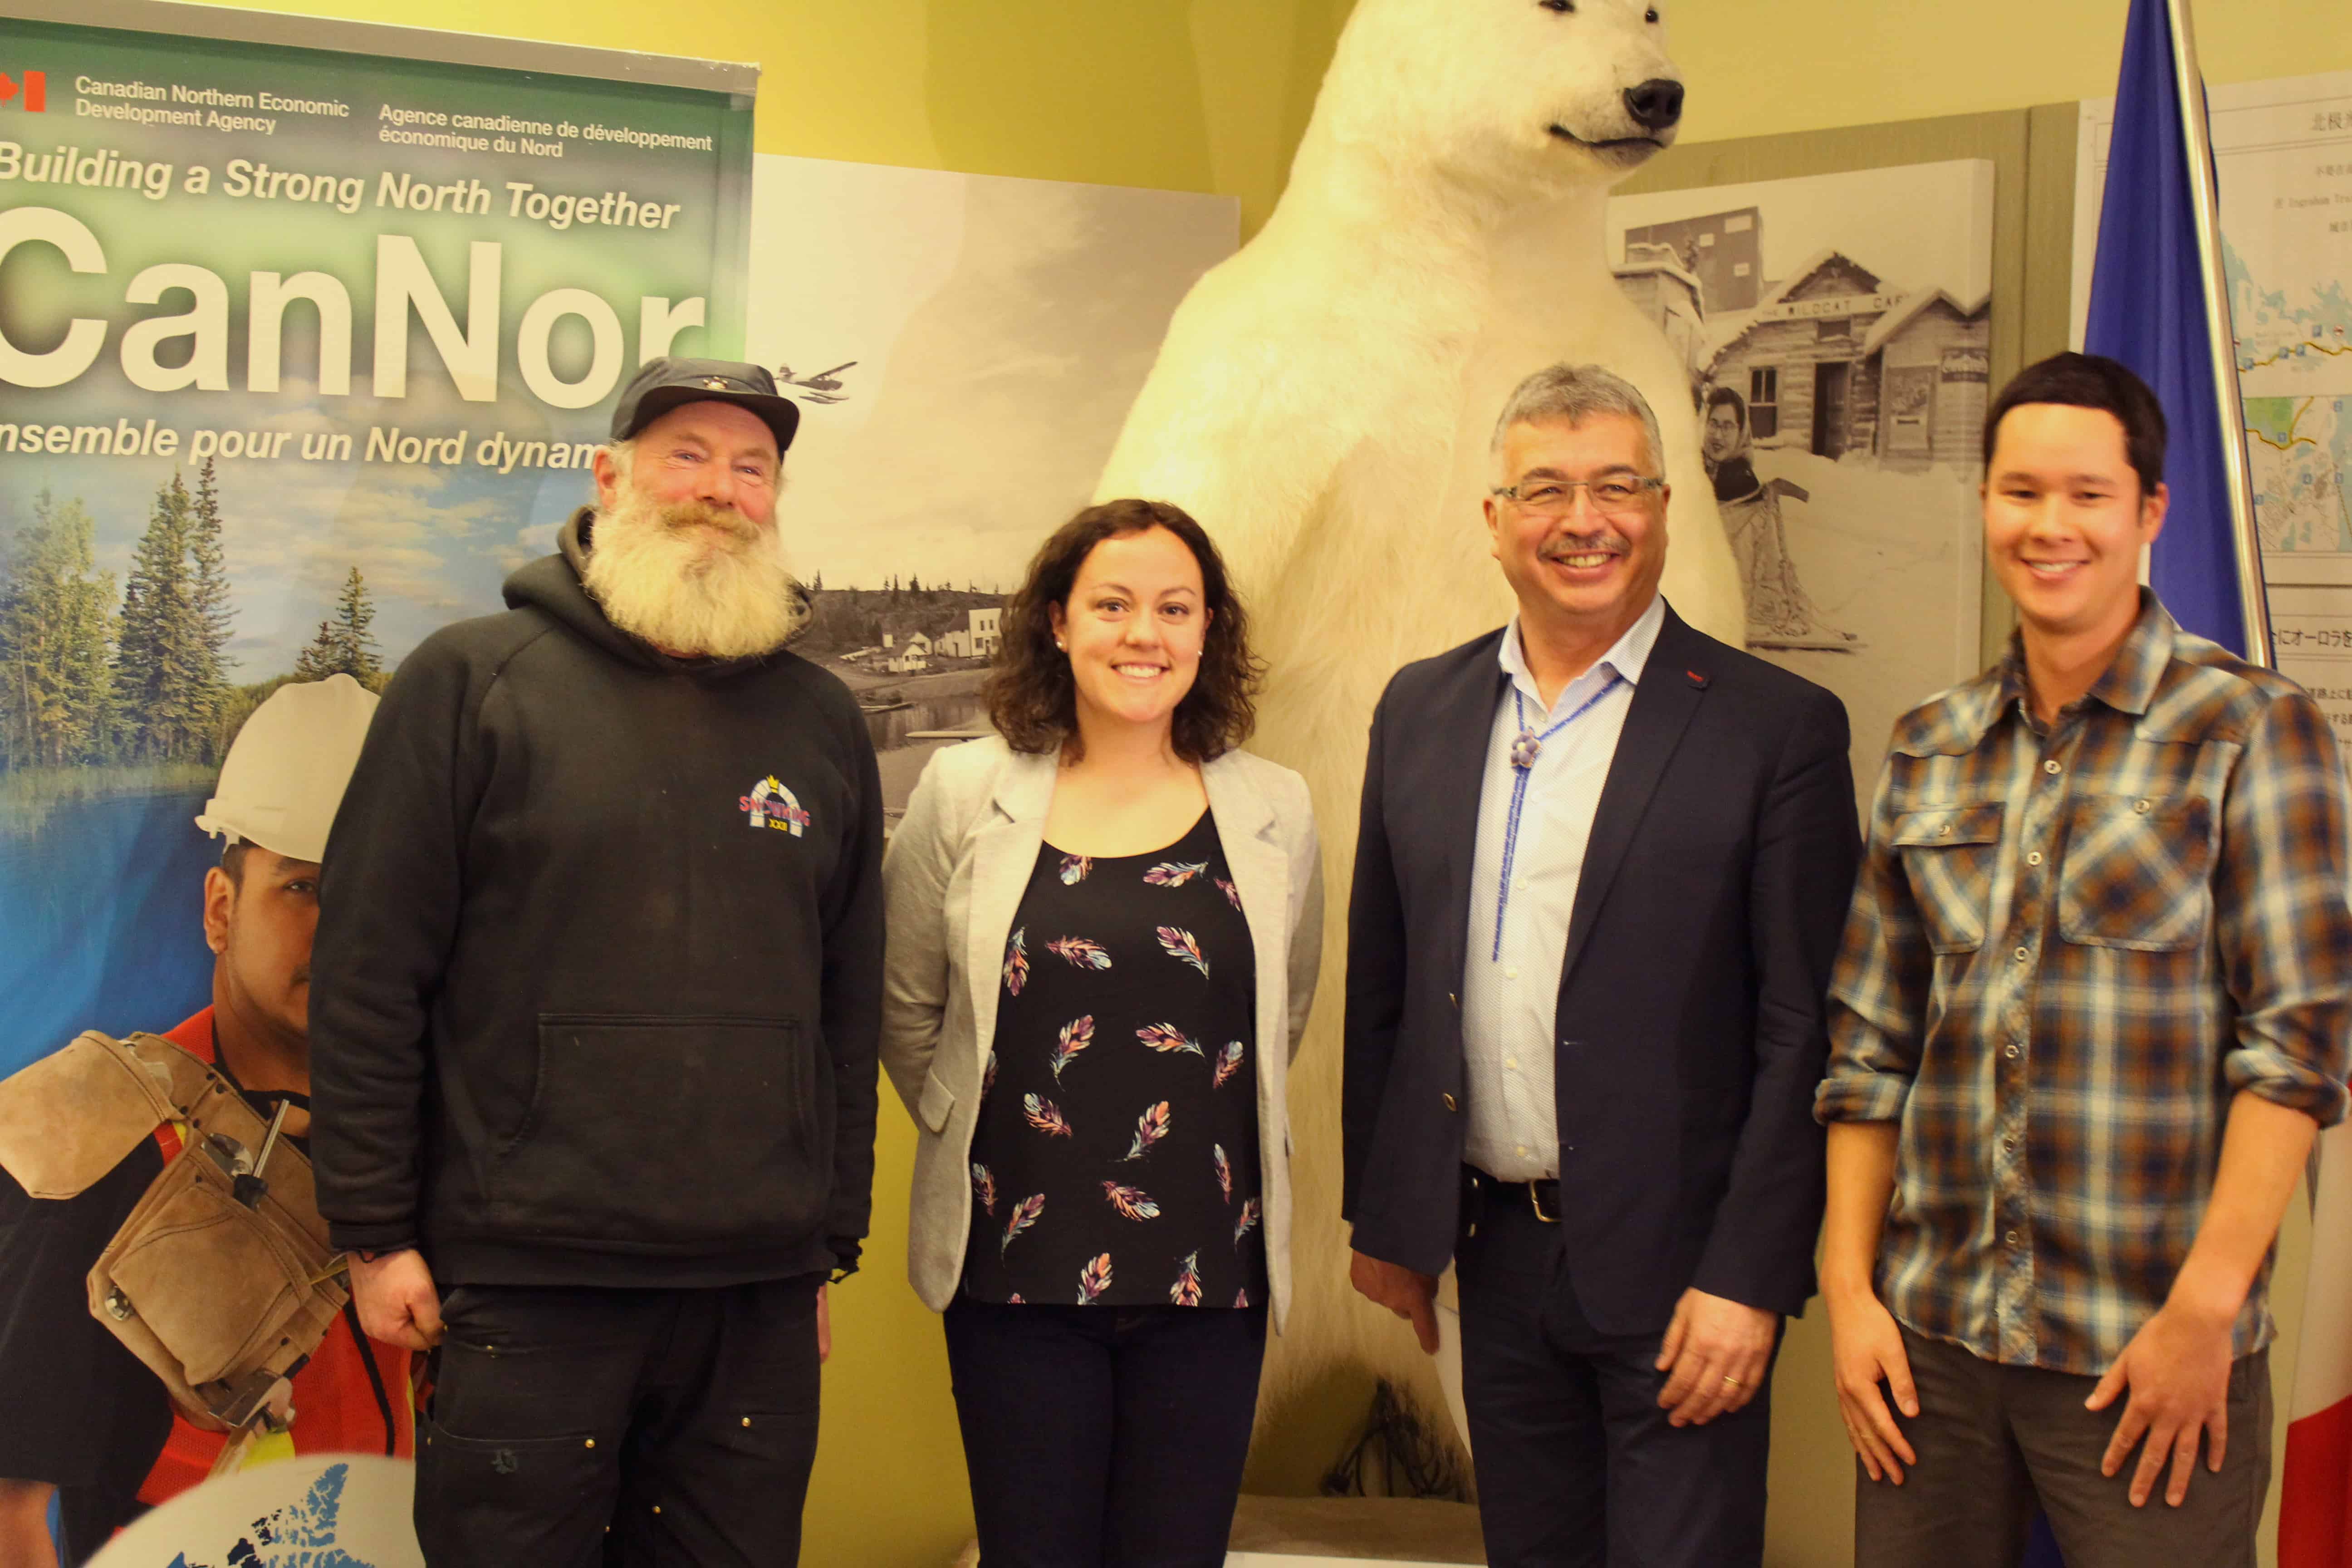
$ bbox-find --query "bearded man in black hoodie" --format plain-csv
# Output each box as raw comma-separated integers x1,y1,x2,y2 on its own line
311,359,884,1568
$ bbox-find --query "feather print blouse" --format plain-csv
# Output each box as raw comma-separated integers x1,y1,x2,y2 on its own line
963,811,1266,1308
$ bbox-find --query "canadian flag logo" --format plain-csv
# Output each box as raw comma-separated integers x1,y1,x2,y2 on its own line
0,71,46,112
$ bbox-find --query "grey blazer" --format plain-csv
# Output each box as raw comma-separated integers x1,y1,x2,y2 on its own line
880,736,1323,1329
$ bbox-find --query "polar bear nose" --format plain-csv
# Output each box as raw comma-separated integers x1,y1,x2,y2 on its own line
1624,78,1684,132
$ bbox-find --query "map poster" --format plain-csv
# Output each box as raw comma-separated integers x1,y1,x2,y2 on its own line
2073,70,2352,738
0,10,753,1074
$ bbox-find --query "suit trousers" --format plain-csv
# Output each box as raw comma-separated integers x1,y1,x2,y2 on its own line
1456,1182,1772,1568
414,1277,823,1568
942,1294,1268,1568
1853,1325,2271,1568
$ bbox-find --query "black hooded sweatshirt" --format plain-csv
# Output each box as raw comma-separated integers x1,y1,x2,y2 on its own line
311,511,883,1287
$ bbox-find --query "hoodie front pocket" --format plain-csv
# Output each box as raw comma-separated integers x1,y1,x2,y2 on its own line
495,1015,824,1249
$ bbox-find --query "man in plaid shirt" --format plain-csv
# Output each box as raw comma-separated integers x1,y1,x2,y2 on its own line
1817,353,2352,1568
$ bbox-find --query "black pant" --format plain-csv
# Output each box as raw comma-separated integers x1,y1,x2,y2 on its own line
942,1295,1268,1568
416,1278,823,1568
1456,1180,1773,1568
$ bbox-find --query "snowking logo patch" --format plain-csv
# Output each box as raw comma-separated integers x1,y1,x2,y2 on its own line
739,774,810,836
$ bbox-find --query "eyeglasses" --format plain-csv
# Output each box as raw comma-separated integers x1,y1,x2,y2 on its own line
1490,475,1664,518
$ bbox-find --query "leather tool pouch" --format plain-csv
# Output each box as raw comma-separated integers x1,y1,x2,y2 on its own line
0,1030,347,1435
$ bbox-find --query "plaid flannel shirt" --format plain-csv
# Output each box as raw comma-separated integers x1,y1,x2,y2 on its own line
1818,593,2352,1374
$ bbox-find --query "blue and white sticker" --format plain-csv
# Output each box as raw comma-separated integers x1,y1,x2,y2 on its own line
90,1455,422,1568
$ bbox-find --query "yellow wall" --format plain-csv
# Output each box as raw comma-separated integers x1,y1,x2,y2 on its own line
1665,0,2352,142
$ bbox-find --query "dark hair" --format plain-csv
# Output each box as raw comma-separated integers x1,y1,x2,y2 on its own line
219,841,250,887
1704,385,1748,428
985,498,1261,764
1983,352,2167,496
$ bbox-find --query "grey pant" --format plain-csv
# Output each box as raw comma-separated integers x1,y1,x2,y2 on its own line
1854,1325,2271,1568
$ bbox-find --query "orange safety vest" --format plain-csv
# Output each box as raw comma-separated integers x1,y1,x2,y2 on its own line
132,1009,414,1504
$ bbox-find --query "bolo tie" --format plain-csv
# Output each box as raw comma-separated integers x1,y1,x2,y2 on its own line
1491,673,1622,960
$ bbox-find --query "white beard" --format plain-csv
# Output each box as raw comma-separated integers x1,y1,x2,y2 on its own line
581,492,805,659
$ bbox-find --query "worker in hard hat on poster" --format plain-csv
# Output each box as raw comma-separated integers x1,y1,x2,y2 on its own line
0,675,415,1568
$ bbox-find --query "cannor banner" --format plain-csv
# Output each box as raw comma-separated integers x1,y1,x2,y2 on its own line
0,9,753,1068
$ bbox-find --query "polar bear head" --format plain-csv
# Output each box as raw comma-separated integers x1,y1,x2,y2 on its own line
1310,0,1685,201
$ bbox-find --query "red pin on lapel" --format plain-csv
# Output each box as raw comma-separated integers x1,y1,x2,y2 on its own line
1686,669,1710,689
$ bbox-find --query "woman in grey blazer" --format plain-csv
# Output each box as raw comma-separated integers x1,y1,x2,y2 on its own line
882,499,1321,1567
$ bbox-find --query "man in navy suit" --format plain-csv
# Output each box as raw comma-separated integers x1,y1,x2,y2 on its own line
1343,363,1859,1566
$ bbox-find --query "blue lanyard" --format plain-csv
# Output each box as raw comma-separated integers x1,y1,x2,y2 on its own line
1491,673,1623,960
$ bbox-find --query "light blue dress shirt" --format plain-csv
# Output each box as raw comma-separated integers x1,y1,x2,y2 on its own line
1460,594,1664,1181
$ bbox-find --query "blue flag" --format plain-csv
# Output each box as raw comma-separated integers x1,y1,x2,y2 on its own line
2082,0,2259,658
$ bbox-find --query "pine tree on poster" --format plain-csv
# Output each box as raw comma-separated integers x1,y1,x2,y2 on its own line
292,568,382,683
114,471,220,764
188,459,235,693
0,489,117,769
333,567,381,679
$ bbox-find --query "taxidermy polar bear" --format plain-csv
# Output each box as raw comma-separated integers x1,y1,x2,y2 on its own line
1096,0,1747,1446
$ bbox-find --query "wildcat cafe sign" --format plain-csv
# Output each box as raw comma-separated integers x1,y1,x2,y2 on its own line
1749,291,1905,324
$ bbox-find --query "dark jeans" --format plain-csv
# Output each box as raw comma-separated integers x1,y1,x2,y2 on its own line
942,1295,1268,1568
415,1277,823,1568
1854,1325,2271,1568
1455,1181,1774,1568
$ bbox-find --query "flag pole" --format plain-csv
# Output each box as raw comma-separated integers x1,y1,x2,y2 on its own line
2164,0,2272,666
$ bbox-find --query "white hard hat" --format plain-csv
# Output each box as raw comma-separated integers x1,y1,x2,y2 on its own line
194,673,381,864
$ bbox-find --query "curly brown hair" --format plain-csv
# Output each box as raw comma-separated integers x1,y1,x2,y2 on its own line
985,499,1261,764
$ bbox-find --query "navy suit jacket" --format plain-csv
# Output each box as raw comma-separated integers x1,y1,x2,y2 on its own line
1341,603,1859,1333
